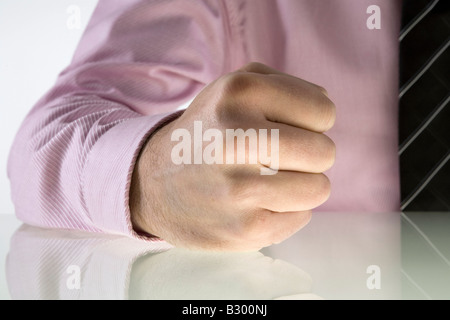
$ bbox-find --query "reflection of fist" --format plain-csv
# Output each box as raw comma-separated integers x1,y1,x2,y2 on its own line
130,62,336,251
129,248,317,300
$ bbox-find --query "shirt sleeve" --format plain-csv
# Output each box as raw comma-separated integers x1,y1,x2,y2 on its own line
7,0,228,238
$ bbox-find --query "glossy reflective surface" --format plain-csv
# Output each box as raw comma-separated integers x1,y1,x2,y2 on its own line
1,211,449,300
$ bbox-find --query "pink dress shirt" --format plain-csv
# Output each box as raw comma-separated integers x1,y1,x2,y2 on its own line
8,0,402,239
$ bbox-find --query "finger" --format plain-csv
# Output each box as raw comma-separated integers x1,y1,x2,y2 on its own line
220,120,334,173
237,62,329,97
265,210,312,245
261,121,336,173
224,72,336,133
242,209,312,247
256,74,336,133
226,168,330,214
252,171,331,212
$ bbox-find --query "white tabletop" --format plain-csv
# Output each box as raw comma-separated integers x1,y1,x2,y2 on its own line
1,211,449,300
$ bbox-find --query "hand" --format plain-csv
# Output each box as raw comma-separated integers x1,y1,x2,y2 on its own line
130,62,336,251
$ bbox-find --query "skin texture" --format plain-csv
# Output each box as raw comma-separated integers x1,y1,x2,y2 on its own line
130,62,336,251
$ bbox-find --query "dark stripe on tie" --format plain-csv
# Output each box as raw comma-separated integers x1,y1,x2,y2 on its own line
399,0,450,211
399,0,449,87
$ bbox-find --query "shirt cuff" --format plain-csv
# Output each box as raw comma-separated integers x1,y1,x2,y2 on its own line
83,110,184,240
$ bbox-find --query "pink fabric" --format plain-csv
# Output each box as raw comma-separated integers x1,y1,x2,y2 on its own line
7,0,402,239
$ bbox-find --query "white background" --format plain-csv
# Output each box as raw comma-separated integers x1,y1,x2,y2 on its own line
0,0,98,300
0,0,98,215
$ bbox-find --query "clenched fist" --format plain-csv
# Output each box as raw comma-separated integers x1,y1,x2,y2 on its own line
130,62,336,251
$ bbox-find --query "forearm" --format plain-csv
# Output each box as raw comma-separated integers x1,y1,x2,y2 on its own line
8,93,181,236
7,0,222,237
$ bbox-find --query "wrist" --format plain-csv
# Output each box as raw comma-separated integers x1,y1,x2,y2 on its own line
129,122,174,237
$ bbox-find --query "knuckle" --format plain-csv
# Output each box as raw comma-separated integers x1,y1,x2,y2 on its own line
238,209,270,242
316,85,330,98
240,62,267,72
221,72,258,98
223,168,258,202
215,73,259,121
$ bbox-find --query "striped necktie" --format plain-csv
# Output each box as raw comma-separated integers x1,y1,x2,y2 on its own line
399,0,450,211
